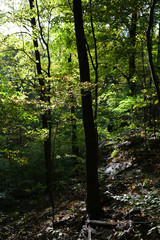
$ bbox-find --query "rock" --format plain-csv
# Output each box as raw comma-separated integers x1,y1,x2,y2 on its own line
103,161,132,178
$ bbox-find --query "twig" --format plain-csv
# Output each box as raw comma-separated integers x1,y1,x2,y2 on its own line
87,219,117,228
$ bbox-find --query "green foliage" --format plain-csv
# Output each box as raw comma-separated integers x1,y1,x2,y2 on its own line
113,189,160,215
0,0,160,204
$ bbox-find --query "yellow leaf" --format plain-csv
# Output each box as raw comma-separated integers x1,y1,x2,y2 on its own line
154,100,159,104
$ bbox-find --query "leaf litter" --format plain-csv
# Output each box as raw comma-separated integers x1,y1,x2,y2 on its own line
0,133,160,239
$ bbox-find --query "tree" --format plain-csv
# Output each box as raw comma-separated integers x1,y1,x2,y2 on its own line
70,93,79,158
128,5,137,94
146,0,160,103
73,0,101,218
28,0,54,210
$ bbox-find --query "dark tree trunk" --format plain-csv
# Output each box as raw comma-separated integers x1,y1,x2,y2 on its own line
73,0,101,218
89,0,98,121
71,105,79,158
88,0,99,152
146,0,160,103
128,8,137,94
157,22,160,68
28,0,54,209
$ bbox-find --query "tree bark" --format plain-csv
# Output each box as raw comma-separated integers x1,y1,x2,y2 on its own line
128,8,137,94
28,0,54,209
146,0,160,103
157,22,160,68
89,0,98,121
73,0,101,218
71,104,79,157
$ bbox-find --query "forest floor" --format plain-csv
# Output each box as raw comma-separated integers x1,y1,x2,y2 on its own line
0,131,160,239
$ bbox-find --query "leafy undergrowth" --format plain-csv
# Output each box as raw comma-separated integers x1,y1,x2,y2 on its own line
98,132,160,240
0,132,160,239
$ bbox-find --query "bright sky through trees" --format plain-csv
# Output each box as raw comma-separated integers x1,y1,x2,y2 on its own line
0,0,23,35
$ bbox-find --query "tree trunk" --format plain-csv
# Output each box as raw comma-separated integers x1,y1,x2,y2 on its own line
73,0,101,218
128,8,137,94
71,104,79,158
146,0,160,103
89,0,98,121
28,0,54,209
157,22,160,68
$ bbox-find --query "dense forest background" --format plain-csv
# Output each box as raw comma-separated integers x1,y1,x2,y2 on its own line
0,0,160,239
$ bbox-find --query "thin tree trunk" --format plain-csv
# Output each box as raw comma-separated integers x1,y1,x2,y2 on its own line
128,8,137,94
73,0,101,218
89,0,98,121
141,39,147,140
157,22,160,67
146,0,160,103
28,0,54,210
71,104,79,158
